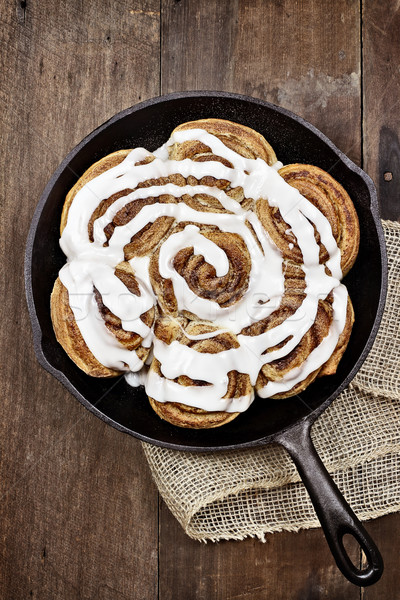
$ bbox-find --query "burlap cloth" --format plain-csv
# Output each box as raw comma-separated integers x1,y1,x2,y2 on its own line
142,220,400,542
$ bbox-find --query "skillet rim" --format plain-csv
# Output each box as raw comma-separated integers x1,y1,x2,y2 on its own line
24,90,388,452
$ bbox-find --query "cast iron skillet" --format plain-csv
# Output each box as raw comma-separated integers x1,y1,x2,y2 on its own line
25,91,387,586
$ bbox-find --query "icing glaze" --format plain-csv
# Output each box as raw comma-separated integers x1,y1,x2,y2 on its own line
58,128,349,413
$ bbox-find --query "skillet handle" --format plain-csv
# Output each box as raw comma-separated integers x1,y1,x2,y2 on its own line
276,418,383,586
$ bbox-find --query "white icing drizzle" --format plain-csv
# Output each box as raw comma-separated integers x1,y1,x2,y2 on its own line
58,128,349,414
125,367,149,388
145,368,254,413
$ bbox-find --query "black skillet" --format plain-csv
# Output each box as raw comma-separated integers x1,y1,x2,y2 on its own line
25,91,387,586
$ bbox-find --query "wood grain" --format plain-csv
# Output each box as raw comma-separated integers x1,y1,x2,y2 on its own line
0,1,160,598
162,0,361,164
363,0,400,219
361,513,400,600
159,501,360,600
160,1,362,598
1,0,399,598
361,0,400,592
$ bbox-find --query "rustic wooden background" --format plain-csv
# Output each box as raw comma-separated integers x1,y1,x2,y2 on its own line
1,0,400,598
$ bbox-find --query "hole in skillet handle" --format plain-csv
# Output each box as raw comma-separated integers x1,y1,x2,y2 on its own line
336,526,383,585
275,417,384,586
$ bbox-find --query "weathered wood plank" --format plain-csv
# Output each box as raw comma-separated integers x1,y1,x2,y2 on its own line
361,514,400,600
0,1,160,598
2,0,398,597
160,0,362,598
363,0,400,219
361,0,400,590
159,500,361,600
162,0,362,164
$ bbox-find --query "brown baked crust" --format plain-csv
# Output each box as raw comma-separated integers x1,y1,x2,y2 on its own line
60,149,132,234
170,118,278,165
50,277,120,377
256,163,360,276
251,294,330,399
50,262,155,378
253,295,354,399
169,118,277,205
148,396,238,429
319,295,355,377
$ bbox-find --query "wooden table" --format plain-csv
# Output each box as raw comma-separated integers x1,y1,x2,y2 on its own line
2,1,399,598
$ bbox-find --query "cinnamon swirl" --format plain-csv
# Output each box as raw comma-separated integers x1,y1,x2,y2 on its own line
51,118,359,428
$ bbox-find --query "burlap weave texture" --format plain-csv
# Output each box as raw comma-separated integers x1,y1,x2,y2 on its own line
143,221,400,542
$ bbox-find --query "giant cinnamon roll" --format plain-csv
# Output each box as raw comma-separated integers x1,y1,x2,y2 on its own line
51,118,359,428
